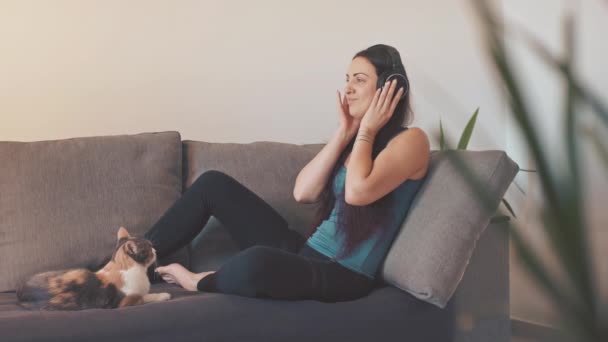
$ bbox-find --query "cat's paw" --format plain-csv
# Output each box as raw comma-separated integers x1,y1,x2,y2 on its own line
156,292,171,301
143,292,171,303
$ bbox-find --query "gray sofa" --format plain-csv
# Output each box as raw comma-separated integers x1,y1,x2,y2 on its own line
0,131,517,342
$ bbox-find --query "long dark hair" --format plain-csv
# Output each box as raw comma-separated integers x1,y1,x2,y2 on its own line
305,44,414,259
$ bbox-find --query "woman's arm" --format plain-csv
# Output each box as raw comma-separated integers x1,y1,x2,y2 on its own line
344,80,430,206
345,127,430,206
293,127,352,203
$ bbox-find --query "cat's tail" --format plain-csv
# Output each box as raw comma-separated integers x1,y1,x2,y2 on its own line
16,298,46,310
16,284,51,310
15,271,62,310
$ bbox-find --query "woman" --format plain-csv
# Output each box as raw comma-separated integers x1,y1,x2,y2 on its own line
146,44,430,302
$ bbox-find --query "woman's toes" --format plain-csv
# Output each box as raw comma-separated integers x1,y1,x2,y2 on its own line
161,275,176,284
156,264,178,276
156,265,177,284
153,263,198,291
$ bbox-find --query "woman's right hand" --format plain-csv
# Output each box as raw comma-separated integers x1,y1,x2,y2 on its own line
336,90,360,140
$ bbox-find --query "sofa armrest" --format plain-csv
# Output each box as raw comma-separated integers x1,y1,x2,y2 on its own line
450,215,511,342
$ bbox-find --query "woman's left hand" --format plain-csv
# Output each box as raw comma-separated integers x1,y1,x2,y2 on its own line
360,79,405,136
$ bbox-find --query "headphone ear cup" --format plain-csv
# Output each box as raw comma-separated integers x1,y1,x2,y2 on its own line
377,73,409,100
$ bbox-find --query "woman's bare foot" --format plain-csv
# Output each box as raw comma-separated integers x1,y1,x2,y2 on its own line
155,263,215,292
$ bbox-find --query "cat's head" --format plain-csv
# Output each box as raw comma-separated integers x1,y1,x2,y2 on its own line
111,227,157,268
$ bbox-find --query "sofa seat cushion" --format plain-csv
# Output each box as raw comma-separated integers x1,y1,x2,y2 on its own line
0,284,455,342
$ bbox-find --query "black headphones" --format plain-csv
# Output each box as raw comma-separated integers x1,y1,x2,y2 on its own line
376,49,409,100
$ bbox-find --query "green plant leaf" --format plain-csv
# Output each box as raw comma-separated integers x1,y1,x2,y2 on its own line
508,217,591,341
457,107,479,150
476,5,562,219
501,198,516,218
441,150,576,315
439,118,446,151
490,214,510,223
512,18,608,129
470,1,607,340
444,135,596,341
560,13,596,318
582,126,608,172
485,5,592,323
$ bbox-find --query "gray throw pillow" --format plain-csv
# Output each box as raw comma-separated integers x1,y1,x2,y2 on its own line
381,150,519,308
0,132,185,292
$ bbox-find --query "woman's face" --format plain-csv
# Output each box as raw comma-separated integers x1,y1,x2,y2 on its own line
344,56,378,119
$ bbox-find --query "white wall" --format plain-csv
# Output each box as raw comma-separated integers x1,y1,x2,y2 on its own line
0,0,506,149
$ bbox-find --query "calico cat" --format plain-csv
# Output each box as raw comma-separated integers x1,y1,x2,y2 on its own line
16,227,171,310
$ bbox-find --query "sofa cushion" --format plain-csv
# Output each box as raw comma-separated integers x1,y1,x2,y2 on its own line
0,131,186,292
381,150,519,308
0,283,455,342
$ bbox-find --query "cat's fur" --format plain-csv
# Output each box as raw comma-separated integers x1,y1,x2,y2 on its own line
16,227,170,310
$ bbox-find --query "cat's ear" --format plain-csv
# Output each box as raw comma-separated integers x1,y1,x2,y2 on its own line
117,227,131,241
125,241,138,256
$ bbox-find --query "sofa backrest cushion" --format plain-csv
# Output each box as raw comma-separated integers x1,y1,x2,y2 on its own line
0,132,185,292
381,150,519,308
182,140,320,235
182,141,322,271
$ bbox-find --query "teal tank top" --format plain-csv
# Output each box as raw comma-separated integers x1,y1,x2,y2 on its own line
305,164,427,279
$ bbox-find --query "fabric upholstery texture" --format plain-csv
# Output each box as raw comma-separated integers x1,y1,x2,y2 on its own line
0,132,185,292
382,150,519,308
0,135,516,342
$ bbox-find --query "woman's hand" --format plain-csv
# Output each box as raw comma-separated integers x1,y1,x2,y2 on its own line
360,79,404,136
337,90,361,140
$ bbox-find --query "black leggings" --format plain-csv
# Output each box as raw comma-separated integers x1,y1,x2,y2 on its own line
144,170,376,302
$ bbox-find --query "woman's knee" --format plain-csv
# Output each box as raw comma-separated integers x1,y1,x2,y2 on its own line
193,170,227,185
189,170,232,194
